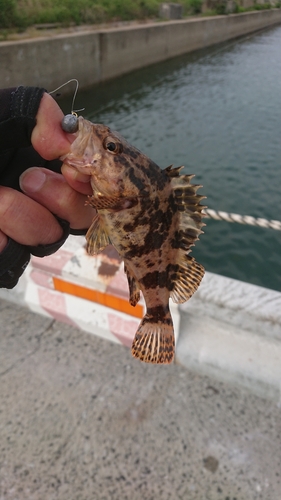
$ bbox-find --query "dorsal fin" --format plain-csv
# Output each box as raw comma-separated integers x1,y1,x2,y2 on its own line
171,170,207,232
168,167,207,303
165,164,184,177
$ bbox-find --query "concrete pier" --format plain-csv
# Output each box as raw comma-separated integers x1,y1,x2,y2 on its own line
0,296,281,499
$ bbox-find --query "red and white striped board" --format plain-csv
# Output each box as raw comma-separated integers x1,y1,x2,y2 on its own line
24,236,180,350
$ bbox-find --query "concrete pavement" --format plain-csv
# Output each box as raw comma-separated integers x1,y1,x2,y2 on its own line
0,297,281,500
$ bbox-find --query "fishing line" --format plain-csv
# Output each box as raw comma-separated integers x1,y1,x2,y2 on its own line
49,78,85,133
49,78,85,113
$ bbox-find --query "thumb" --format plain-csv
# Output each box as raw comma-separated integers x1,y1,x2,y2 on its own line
31,93,74,160
20,167,95,230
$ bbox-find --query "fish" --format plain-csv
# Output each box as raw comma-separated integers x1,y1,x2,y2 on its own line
62,116,206,364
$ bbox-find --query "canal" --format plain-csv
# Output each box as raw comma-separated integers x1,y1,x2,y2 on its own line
60,25,281,292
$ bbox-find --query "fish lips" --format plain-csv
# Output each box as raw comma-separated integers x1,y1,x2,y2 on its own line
61,153,101,176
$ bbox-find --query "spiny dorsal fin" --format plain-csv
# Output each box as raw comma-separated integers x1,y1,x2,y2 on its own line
168,168,207,302
171,172,207,234
86,214,111,255
165,164,184,178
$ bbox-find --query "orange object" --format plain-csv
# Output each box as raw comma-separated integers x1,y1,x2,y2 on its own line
53,277,143,319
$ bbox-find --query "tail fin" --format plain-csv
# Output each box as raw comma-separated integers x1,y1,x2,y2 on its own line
131,309,175,364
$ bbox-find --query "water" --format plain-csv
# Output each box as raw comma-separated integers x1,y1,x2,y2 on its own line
60,26,281,291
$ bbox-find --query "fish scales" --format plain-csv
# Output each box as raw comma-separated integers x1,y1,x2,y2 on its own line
62,117,206,364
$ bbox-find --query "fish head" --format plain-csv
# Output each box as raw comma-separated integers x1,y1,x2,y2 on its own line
62,116,153,199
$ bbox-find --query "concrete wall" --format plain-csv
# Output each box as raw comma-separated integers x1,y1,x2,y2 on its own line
0,9,281,91
1,32,101,90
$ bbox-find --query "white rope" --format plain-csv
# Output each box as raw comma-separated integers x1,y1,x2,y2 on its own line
203,209,281,231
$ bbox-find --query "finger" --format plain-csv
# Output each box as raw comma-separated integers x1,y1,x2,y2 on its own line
61,163,93,195
20,168,95,230
31,93,75,161
0,186,63,246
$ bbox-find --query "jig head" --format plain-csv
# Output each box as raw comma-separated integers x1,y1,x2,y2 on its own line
49,78,84,134
61,112,78,133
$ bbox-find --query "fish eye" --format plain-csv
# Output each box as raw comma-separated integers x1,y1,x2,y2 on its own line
107,142,117,152
103,138,123,154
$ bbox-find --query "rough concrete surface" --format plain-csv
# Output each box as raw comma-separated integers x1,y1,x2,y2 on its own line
0,297,280,500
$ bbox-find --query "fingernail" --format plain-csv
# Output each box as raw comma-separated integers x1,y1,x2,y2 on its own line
20,168,46,193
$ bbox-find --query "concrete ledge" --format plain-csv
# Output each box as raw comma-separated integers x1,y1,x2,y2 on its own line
0,236,280,401
178,273,281,401
1,10,281,90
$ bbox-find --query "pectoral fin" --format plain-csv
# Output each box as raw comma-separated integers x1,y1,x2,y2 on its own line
87,194,137,211
86,214,111,255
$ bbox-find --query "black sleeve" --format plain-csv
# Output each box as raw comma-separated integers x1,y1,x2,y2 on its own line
0,86,46,150
0,87,71,289
0,218,71,289
0,86,62,190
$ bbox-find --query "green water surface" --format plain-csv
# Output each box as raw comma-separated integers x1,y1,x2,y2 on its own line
60,25,281,291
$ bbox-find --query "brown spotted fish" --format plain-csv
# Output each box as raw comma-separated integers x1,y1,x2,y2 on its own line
62,117,206,364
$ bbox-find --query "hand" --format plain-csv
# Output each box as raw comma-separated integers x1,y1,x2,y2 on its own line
0,93,94,253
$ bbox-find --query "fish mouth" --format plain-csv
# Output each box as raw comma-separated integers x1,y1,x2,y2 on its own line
61,156,96,175
60,116,101,174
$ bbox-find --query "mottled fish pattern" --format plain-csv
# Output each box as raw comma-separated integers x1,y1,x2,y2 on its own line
62,117,206,364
